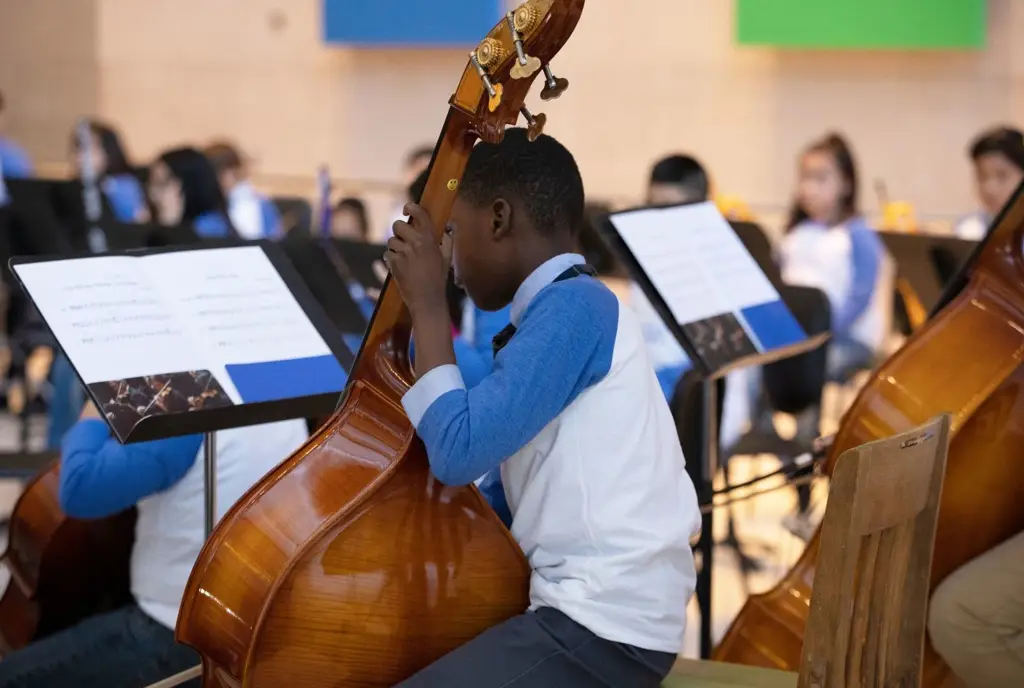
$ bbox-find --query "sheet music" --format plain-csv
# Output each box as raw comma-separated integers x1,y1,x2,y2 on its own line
146,247,330,365
13,256,199,384
612,202,777,326
14,246,344,412
610,202,805,365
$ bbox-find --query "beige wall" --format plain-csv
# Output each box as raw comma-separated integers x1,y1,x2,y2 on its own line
3,0,1024,234
0,0,100,163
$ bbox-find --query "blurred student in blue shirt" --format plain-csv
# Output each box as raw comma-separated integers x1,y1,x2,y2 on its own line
954,126,1024,240
0,90,33,180
205,141,282,240
5,402,308,686
148,147,236,239
70,120,148,222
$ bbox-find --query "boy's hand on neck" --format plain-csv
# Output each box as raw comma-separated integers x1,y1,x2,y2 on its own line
386,203,456,377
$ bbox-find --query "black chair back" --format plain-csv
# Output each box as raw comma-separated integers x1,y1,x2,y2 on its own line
761,284,831,415
929,245,962,287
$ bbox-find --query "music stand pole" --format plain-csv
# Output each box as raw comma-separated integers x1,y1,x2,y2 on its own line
204,431,217,539
696,378,719,659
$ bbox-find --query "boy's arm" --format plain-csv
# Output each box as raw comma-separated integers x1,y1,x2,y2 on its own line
403,282,616,486
59,419,203,518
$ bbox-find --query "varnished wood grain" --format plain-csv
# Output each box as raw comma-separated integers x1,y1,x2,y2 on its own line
0,465,136,655
714,187,1024,687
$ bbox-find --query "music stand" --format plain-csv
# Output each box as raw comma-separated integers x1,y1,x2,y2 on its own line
279,238,377,355
604,201,827,658
10,241,353,540
878,231,977,313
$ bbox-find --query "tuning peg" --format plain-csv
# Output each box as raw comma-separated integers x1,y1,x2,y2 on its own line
506,11,542,80
470,51,503,111
521,107,546,142
540,65,569,101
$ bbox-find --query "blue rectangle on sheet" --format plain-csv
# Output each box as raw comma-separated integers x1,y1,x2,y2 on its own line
226,355,347,404
323,0,503,46
740,300,807,352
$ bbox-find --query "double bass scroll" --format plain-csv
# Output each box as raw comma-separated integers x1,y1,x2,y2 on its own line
175,2,586,686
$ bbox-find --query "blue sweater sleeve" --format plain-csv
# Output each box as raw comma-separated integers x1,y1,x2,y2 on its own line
402,279,618,486
452,304,510,389
833,219,883,335
453,336,493,389
59,419,203,518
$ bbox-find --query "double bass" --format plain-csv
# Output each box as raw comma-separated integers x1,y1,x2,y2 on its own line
175,2,585,685
714,182,1024,685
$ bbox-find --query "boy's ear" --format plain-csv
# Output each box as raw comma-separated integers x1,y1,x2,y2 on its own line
491,198,512,240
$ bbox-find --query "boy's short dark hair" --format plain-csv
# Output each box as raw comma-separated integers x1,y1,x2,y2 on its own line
969,126,1024,172
460,128,585,236
649,154,710,202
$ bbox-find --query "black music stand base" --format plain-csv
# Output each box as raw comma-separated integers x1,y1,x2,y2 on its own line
695,380,717,659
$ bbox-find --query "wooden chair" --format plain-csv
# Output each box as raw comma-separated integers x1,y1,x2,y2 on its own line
665,414,951,687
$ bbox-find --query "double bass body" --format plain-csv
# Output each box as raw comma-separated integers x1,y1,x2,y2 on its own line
177,377,529,687
715,188,1024,685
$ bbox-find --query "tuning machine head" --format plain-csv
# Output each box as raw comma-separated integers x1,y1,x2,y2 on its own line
540,65,569,101
521,107,547,142
506,10,542,80
470,50,503,112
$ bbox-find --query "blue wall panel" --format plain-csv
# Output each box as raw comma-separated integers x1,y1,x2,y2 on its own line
324,0,505,47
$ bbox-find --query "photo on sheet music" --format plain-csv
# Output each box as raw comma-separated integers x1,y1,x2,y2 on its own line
606,201,809,377
11,242,353,442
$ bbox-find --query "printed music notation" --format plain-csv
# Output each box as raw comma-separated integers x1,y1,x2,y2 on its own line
13,247,336,400
610,201,806,370
612,202,778,328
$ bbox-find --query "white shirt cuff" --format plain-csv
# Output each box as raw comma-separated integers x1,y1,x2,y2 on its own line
402,364,466,428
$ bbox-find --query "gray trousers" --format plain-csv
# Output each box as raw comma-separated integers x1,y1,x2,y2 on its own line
397,607,676,687
928,530,1024,688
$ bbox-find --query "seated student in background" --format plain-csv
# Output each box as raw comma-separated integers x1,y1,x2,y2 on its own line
382,145,434,240
70,120,149,222
0,90,33,179
387,128,698,687
204,141,282,240
955,126,1024,240
780,133,886,379
331,197,370,241
149,147,237,239
646,154,711,207
0,402,308,687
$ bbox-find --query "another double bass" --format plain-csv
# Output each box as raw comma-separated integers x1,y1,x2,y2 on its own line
175,2,585,685
714,183,1024,685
